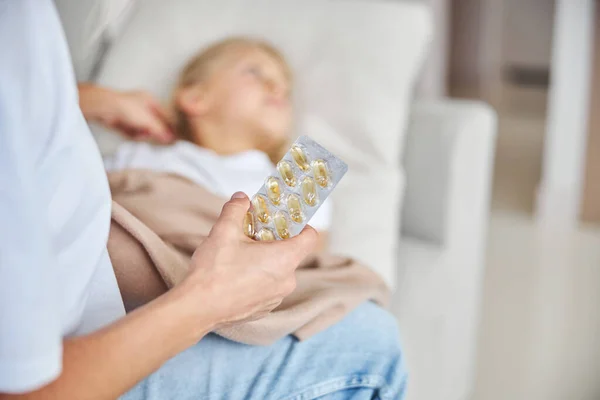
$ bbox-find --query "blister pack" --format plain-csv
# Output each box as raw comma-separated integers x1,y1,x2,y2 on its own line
244,135,348,240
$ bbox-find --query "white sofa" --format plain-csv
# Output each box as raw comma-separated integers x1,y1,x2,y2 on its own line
55,1,497,399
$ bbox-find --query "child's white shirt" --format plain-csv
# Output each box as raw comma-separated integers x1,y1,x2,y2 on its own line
105,141,332,231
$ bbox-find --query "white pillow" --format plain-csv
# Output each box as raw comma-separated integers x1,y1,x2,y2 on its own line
95,0,432,286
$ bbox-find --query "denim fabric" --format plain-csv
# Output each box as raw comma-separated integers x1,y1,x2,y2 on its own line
122,302,407,400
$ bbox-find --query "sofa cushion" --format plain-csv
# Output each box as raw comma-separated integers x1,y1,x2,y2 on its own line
94,0,431,286
54,0,135,81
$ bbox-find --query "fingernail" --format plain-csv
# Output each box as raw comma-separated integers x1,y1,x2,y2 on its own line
231,192,246,200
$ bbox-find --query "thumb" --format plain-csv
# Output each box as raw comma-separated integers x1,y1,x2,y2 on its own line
210,192,250,238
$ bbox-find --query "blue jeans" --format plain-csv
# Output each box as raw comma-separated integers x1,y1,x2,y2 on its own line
122,302,407,400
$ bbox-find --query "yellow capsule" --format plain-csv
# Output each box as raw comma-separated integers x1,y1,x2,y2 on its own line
287,194,304,223
266,177,282,205
251,195,270,223
301,177,318,207
312,159,330,188
256,228,275,241
277,160,297,187
243,212,255,238
291,145,310,172
274,211,291,239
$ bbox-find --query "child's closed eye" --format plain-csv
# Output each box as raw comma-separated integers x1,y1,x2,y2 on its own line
245,65,263,79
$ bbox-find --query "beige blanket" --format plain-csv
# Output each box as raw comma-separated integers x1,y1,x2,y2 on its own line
107,169,389,345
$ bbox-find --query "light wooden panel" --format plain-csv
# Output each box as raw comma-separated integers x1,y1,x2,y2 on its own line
581,4,600,223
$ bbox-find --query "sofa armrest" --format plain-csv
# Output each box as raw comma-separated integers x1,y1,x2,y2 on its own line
401,99,497,249
398,100,496,400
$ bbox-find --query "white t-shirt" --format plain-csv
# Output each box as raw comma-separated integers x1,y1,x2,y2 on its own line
0,1,125,393
105,141,333,231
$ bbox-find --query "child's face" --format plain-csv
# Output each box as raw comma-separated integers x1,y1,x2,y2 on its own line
203,48,292,146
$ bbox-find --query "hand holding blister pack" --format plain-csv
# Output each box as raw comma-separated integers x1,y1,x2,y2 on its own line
244,136,348,240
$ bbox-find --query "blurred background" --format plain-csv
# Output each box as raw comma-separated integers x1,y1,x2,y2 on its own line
418,0,600,399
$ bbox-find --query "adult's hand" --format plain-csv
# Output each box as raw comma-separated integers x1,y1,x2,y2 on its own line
177,192,319,334
78,83,175,144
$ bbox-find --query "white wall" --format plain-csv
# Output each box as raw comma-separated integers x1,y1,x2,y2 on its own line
417,0,450,98
537,0,595,226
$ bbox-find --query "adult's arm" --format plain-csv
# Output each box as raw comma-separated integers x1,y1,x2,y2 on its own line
0,289,210,400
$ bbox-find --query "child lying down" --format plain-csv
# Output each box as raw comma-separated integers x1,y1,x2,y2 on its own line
105,37,331,244
102,39,394,352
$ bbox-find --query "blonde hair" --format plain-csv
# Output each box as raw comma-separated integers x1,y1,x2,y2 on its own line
172,37,292,143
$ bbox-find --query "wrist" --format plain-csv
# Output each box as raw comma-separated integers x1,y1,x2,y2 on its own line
160,279,219,345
